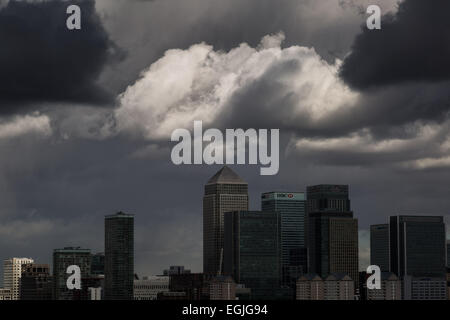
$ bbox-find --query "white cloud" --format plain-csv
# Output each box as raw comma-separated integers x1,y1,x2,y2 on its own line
0,113,51,140
114,32,358,140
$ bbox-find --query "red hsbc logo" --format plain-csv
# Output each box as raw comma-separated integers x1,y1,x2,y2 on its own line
288,194,293,198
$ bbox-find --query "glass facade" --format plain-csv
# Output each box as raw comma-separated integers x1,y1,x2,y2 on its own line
261,192,306,285
370,224,390,272
224,210,282,299
390,216,446,278
105,212,134,300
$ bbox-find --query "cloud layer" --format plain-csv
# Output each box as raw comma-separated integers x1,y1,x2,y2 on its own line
0,0,121,113
114,32,357,140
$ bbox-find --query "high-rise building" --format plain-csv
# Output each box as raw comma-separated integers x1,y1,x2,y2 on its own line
53,247,91,300
370,224,390,272
203,166,248,275
261,192,307,284
20,263,53,300
105,211,134,300
224,210,282,300
134,276,169,300
307,185,359,287
389,215,446,278
3,257,34,300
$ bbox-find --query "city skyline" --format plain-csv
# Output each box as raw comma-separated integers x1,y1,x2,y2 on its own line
1,164,450,284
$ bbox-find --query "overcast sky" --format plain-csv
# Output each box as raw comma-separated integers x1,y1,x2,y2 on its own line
0,0,449,281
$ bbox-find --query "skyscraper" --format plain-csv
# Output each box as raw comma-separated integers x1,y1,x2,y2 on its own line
389,215,446,278
370,224,390,272
307,185,359,287
261,191,307,284
53,247,91,300
3,257,34,300
224,210,282,299
20,263,53,300
203,166,248,275
105,211,134,300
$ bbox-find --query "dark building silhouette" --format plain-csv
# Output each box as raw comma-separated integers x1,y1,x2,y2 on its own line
370,224,390,272
20,263,52,300
447,241,450,268
390,215,446,278
169,273,214,300
105,211,134,300
307,185,359,287
53,247,91,300
307,184,350,213
261,192,307,285
203,166,248,275
163,266,191,276
91,252,105,276
224,210,284,299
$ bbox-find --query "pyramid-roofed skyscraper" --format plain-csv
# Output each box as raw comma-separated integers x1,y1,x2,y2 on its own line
203,166,248,275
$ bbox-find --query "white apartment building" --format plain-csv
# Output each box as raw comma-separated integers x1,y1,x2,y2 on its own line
3,257,34,300
134,276,169,300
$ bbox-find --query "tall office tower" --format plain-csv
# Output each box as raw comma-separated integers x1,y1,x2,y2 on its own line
20,263,53,300
370,224,390,272
3,257,34,300
261,192,307,285
53,247,91,300
224,211,282,300
389,215,446,278
307,185,359,287
105,211,134,300
203,166,248,275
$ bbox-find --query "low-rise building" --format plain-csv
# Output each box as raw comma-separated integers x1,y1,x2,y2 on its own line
0,288,12,300
296,274,324,300
367,272,401,300
323,273,354,300
296,273,355,300
134,276,169,300
403,276,447,300
209,276,236,300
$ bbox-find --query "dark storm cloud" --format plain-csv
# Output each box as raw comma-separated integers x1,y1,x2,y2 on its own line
340,0,450,90
0,0,122,114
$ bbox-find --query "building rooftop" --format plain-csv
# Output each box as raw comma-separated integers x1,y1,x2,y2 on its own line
206,166,247,185
105,211,134,219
